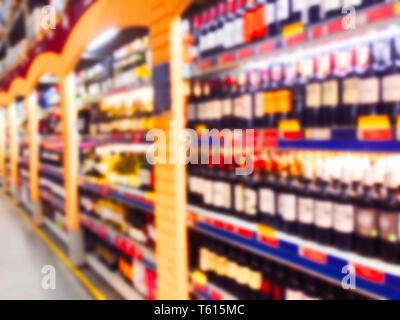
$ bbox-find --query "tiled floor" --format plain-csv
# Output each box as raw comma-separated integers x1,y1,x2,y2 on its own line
0,196,93,300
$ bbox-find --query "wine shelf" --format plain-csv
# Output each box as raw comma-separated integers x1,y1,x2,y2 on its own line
188,205,400,300
86,254,144,300
189,2,400,78
39,165,64,180
79,177,154,213
82,213,156,272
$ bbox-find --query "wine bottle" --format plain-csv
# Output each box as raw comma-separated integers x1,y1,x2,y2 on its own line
297,161,315,240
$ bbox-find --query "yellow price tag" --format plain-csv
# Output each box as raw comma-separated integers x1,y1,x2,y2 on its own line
192,270,207,287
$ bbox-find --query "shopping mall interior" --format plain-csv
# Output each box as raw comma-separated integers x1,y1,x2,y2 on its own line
1,0,400,301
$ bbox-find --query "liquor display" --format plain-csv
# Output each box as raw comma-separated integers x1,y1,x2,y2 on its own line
189,230,370,300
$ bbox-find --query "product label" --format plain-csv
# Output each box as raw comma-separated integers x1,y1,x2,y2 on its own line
199,247,209,271
333,204,355,234
306,83,322,108
222,99,232,117
236,265,250,285
277,0,290,20
255,92,264,119
223,183,232,209
213,181,225,209
204,180,213,205
298,197,314,224
248,271,263,290
233,97,243,118
264,92,276,114
242,94,253,120
379,212,399,243
314,200,333,229
359,78,379,104
343,77,360,105
226,260,238,279
234,184,244,212
322,80,339,106
276,90,292,113
278,193,297,222
244,188,257,216
383,74,400,103
259,188,276,215
356,208,378,238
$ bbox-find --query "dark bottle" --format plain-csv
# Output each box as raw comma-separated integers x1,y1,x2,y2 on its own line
244,159,259,222
333,162,355,251
260,258,273,300
235,249,252,299
248,256,264,299
243,71,256,129
278,163,298,235
320,50,339,127
212,161,227,214
233,162,246,219
290,0,305,24
258,154,277,227
192,15,202,62
243,0,257,43
254,69,268,128
199,11,210,57
187,82,198,129
297,161,315,240
381,36,400,126
378,163,400,263
356,41,380,117
266,0,278,37
303,53,321,128
276,0,291,34
216,2,227,54
338,46,360,127
232,72,248,128
272,263,288,300
269,62,283,127
323,0,342,19
314,159,334,245
355,161,378,257
285,269,304,300
308,0,322,25
262,65,277,128
222,75,234,128
283,57,301,122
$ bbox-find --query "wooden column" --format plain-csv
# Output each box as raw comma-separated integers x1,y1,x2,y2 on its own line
27,92,42,224
60,73,84,266
150,1,189,300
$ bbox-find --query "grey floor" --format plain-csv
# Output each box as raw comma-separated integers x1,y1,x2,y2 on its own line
0,196,94,300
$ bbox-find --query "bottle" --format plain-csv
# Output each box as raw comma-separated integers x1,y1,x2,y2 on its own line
378,158,400,263
254,69,268,128
304,53,321,127
233,161,246,219
217,2,227,54
260,258,273,299
308,0,322,25
297,161,315,240
187,82,197,129
207,7,219,56
333,157,355,251
338,45,359,127
258,154,277,227
222,75,234,128
355,159,378,257
269,62,284,127
303,277,321,300
244,158,259,222
254,0,268,39
320,48,339,127
282,56,300,122
279,160,298,235
381,35,400,126
276,0,291,34
314,158,334,245
356,40,379,117
263,64,277,128
200,11,210,57
285,269,304,300
266,0,278,37
248,256,264,299
290,0,305,25
223,0,236,49
192,16,202,62
233,0,246,47
232,72,248,128
323,0,342,19
244,0,257,43
243,71,256,129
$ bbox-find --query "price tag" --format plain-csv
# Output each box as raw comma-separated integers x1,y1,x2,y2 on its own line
300,247,327,264
358,115,391,141
353,263,385,284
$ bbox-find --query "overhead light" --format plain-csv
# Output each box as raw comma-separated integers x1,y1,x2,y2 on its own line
86,27,118,52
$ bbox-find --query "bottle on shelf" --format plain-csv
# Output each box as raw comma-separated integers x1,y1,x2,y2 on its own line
297,159,315,240
223,0,236,50
276,0,291,34
266,0,278,37
308,0,322,25
304,53,321,127
234,0,246,47
322,0,342,20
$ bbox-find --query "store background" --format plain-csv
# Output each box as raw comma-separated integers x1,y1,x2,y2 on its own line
0,0,400,300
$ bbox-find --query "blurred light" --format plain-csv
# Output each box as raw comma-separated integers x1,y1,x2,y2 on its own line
86,27,119,52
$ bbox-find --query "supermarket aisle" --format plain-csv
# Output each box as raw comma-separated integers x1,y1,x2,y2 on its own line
0,196,93,300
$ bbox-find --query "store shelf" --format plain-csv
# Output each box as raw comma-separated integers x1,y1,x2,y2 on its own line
190,271,238,300
86,254,144,300
80,138,152,152
39,165,64,180
81,213,156,272
189,2,400,78
40,189,65,213
79,177,154,213
44,217,68,245
188,205,400,300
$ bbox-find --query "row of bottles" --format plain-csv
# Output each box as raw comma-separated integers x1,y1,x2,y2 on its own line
81,148,154,192
184,0,388,61
190,231,369,300
80,188,155,248
188,151,400,263
188,26,400,128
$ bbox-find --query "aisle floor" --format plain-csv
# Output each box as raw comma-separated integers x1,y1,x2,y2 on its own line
0,196,94,300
